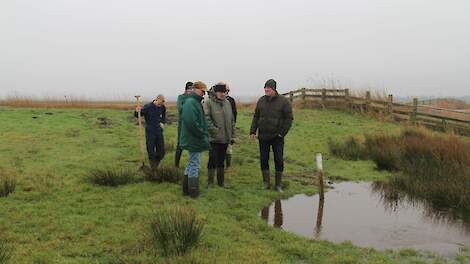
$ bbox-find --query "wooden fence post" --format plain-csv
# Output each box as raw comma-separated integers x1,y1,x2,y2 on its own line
301,88,306,108
387,94,393,115
365,91,371,112
410,98,418,124
289,91,294,104
344,89,350,111
316,153,325,202
321,88,327,109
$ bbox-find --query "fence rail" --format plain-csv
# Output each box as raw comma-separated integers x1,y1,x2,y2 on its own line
282,88,470,136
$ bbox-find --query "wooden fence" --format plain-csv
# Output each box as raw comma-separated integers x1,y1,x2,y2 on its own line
282,88,470,136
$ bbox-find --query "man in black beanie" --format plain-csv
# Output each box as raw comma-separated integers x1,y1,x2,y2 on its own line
175,81,193,167
250,79,293,192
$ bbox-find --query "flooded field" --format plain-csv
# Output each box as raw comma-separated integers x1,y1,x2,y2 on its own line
260,182,470,257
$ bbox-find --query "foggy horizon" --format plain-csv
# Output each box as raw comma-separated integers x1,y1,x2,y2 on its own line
1,0,469,100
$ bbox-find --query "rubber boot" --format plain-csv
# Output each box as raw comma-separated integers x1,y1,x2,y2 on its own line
188,177,199,198
174,148,182,167
262,170,270,190
216,167,225,187
225,154,232,169
182,174,189,196
207,169,215,188
275,171,283,192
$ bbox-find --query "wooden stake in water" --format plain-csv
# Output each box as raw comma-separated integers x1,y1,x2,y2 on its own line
316,153,325,201
314,153,325,238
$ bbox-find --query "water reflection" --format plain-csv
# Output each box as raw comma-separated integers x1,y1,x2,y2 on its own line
371,181,470,236
261,200,284,228
259,181,470,257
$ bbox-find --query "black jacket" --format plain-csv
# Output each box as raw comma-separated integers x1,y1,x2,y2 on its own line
135,101,166,132
250,94,293,140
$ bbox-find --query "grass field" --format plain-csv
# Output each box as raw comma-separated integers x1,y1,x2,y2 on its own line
0,106,467,263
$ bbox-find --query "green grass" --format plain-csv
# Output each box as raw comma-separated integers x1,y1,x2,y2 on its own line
0,106,461,263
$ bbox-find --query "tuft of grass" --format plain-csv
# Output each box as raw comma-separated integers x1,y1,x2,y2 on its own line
88,167,137,186
149,206,204,257
364,133,402,171
0,169,16,198
0,237,13,264
327,136,368,160
143,164,182,183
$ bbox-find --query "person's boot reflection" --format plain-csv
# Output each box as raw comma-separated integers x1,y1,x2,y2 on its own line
274,200,283,228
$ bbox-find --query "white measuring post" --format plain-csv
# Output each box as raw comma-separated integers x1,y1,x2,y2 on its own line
316,153,325,201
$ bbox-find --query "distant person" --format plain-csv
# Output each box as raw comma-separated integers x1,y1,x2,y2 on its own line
250,79,293,192
175,81,193,167
225,84,237,168
179,81,210,198
204,82,235,188
135,94,167,171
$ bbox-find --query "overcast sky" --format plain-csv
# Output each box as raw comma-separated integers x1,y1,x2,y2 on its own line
1,0,469,100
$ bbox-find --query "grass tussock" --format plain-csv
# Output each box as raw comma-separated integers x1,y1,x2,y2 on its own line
327,136,367,160
0,237,13,264
0,169,16,198
88,168,137,186
332,128,470,209
150,206,204,257
143,164,183,183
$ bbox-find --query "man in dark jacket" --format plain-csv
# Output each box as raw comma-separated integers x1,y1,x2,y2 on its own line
225,84,237,168
175,81,193,167
179,81,210,198
250,79,293,192
135,94,167,170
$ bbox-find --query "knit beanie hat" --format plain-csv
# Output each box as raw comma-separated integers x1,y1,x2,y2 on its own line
264,79,277,90
185,81,194,90
213,83,227,93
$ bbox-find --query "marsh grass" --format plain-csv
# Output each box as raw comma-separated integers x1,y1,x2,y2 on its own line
332,127,470,209
143,164,182,183
149,206,204,257
0,169,16,198
327,136,368,161
88,167,137,186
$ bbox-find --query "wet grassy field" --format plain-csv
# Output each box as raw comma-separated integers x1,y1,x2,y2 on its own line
0,106,467,263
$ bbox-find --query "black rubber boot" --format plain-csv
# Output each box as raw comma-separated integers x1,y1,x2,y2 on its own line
188,177,199,198
174,148,182,167
275,171,283,192
262,170,270,190
182,174,189,196
207,169,215,188
216,167,225,187
225,154,232,169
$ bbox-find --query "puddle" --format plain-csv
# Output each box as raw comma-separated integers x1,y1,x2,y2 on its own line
260,181,470,257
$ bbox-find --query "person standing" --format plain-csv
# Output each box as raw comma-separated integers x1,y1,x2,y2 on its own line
250,79,293,192
179,81,210,198
225,84,237,168
175,81,193,167
204,82,235,188
135,94,167,170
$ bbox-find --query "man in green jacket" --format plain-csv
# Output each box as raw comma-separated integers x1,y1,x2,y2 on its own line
175,81,193,167
250,79,293,192
204,82,235,188
179,81,210,198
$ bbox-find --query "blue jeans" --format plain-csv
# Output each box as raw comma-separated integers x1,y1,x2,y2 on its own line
185,152,202,178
